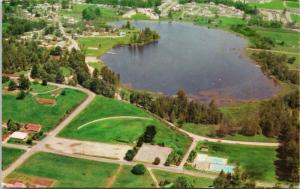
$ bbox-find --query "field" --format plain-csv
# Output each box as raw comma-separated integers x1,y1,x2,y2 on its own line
290,14,300,23
286,1,299,8
3,88,87,132
220,101,260,121
79,36,131,57
112,165,155,187
153,170,213,188
183,123,277,142
60,4,119,21
131,13,152,20
87,61,105,70
195,142,277,182
2,147,25,170
5,152,119,187
30,84,57,93
59,96,191,156
250,0,284,10
256,29,300,53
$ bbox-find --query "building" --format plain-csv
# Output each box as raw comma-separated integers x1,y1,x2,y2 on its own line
10,132,28,140
25,123,42,133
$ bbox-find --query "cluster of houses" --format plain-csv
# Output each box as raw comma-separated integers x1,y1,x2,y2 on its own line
122,8,160,20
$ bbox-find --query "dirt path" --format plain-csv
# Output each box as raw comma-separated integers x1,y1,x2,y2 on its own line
247,48,299,55
31,87,61,95
178,139,198,169
147,167,160,188
77,116,153,130
105,165,123,188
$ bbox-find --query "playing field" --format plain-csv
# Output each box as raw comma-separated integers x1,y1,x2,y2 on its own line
5,152,119,187
153,169,213,188
59,96,191,157
2,147,25,170
195,142,277,182
286,1,299,8
3,88,87,132
30,84,57,93
250,0,284,10
112,165,155,188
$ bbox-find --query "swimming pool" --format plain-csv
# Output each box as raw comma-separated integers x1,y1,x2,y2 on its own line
209,164,235,173
207,156,227,165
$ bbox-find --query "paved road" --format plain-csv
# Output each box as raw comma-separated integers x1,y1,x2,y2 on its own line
2,83,95,178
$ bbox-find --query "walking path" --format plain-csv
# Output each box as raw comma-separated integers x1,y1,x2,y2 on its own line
105,165,123,188
77,116,153,130
147,167,160,188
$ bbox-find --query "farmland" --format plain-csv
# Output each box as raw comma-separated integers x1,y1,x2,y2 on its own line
2,147,25,170
3,88,87,132
58,96,191,157
5,152,119,187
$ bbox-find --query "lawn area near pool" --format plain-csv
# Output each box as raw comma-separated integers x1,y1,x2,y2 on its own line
3,88,87,132
182,123,277,143
5,152,119,187
58,96,191,157
112,165,155,188
2,147,25,170
30,84,57,93
195,142,277,182
79,36,131,57
250,0,284,10
153,169,213,188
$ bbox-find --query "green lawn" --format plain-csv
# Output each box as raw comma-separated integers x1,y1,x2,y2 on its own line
5,152,119,187
153,169,213,188
2,147,25,170
131,13,152,20
286,1,299,8
183,123,277,142
88,61,105,70
61,67,72,77
30,84,57,93
112,165,155,188
196,142,278,182
59,96,191,156
257,29,300,52
79,36,131,57
290,14,300,23
60,4,119,21
250,0,284,10
3,88,87,132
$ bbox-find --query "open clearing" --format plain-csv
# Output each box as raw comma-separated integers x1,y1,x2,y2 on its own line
2,147,25,170
3,88,87,132
195,141,277,182
133,144,172,165
250,0,284,10
45,137,131,160
153,169,213,188
59,96,191,158
112,165,155,188
30,84,57,93
286,1,299,8
5,152,119,187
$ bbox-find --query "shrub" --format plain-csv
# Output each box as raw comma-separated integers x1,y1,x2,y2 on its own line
153,157,160,165
2,76,10,83
61,90,66,96
8,80,17,91
42,79,48,86
124,149,136,161
131,164,146,175
16,90,27,100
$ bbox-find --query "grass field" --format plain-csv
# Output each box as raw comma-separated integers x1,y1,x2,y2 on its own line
3,88,87,132
30,84,57,93
60,4,119,21
196,142,277,182
131,13,152,20
59,96,191,156
250,0,284,10
183,123,277,142
153,169,213,188
2,147,25,170
290,14,300,23
87,61,105,70
79,36,131,57
5,152,119,187
112,165,155,187
256,29,300,53
286,1,299,8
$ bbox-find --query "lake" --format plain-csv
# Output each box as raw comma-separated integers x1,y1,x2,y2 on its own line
102,21,279,104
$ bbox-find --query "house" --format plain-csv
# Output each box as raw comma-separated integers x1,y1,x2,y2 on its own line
119,31,126,37
25,123,42,133
10,131,28,140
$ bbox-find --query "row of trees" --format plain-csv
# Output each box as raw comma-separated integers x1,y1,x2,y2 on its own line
130,90,223,125
86,0,161,8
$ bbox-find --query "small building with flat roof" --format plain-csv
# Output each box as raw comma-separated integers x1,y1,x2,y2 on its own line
10,131,28,140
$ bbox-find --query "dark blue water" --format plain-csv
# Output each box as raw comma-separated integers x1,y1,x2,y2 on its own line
102,21,279,102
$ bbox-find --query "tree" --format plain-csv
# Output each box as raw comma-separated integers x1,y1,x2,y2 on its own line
7,119,21,132
61,0,70,9
131,164,146,175
153,157,160,165
18,75,31,90
2,76,10,83
93,68,100,78
8,80,17,91
42,79,48,86
16,90,27,100
124,149,136,161
143,125,156,143
213,168,256,188
174,176,194,188
31,64,39,78
55,71,65,84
